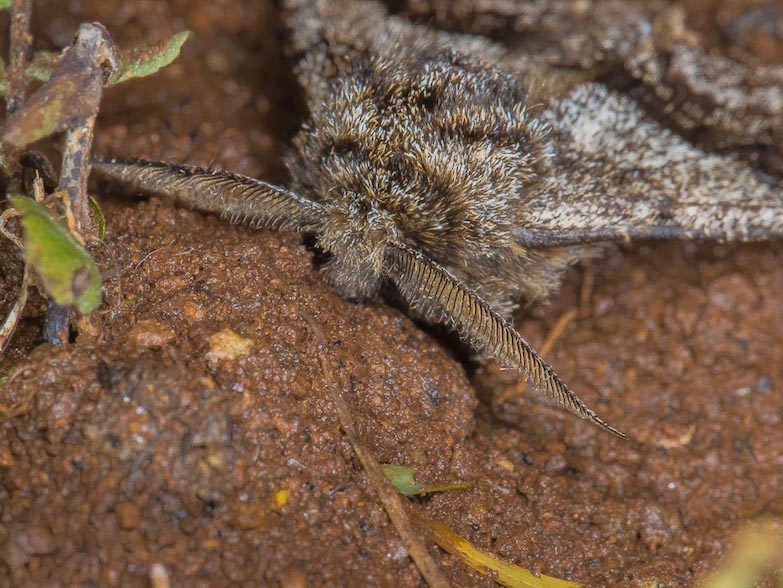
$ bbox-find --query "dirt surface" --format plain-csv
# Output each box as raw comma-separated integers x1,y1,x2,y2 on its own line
1,1,782,586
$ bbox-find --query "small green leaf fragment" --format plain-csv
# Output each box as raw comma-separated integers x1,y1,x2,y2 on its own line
108,31,193,86
0,366,16,387
0,0,10,11
26,51,60,83
382,464,423,496
10,196,102,314
383,464,471,496
89,197,106,241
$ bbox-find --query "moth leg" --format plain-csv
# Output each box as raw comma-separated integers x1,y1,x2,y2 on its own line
384,241,626,438
92,157,326,232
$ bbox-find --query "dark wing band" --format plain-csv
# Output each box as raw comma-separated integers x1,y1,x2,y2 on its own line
92,157,325,232
384,241,626,438
513,225,691,248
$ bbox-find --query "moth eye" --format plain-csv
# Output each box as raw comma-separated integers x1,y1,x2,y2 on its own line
388,152,405,170
321,137,358,161
413,88,437,111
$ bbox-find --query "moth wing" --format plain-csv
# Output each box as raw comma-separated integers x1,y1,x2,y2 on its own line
514,84,783,249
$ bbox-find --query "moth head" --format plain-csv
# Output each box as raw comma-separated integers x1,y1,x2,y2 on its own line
286,49,553,302
315,183,400,300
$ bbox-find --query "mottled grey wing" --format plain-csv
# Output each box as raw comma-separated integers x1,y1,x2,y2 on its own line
384,241,626,438
408,0,783,175
514,84,783,248
92,157,325,232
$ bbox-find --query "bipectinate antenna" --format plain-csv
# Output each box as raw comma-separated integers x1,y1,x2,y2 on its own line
384,241,626,438
92,157,325,232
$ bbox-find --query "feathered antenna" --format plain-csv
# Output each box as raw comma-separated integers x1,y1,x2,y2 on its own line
384,242,626,438
92,157,325,232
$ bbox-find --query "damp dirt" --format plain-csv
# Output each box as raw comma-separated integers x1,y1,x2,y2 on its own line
1,1,782,586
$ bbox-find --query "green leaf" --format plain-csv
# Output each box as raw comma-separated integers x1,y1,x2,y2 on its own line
108,31,193,86
10,196,102,314
382,464,423,496
0,0,10,11
1,51,55,97
703,520,783,588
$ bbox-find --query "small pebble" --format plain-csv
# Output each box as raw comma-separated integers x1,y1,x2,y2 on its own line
206,328,254,368
129,319,175,349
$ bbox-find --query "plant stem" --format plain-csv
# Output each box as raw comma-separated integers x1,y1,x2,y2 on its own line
44,300,71,346
6,0,32,115
58,114,98,236
2,0,33,190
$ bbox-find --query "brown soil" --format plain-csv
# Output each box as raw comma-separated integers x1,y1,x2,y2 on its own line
1,1,782,586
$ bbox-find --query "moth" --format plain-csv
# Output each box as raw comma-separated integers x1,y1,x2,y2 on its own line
93,0,783,438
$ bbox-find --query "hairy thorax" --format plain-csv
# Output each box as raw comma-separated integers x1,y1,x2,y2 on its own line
285,46,560,313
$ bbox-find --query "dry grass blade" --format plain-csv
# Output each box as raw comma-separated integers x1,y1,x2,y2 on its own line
384,242,625,438
59,114,98,234
411,509,580,588
0,267,28,355
305,315,451,588
92,157,325,232
0,175,32,357
0,0,33,192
